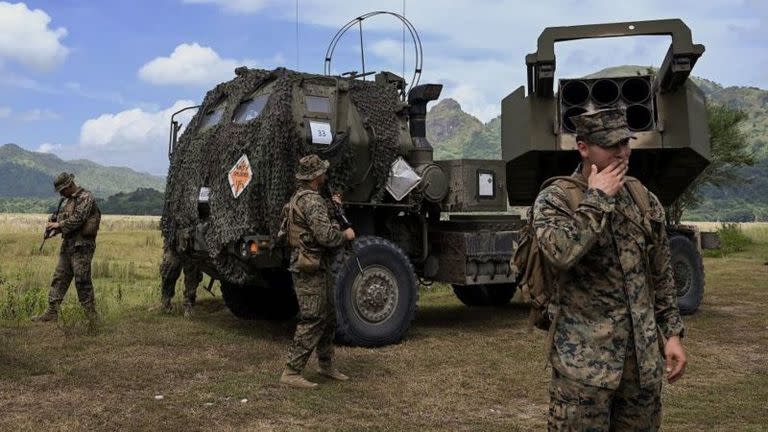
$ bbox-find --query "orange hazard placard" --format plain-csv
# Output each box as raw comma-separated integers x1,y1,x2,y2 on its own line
228,154,252,198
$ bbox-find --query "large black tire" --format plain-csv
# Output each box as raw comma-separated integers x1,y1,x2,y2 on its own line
669,235,704,315
220,269,298,320
332,236,418,347
452,283,517,307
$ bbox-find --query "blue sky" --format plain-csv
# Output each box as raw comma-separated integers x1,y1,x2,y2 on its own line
1,0,766,175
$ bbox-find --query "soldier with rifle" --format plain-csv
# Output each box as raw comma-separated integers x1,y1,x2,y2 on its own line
32,172,101,326
279,154,355,389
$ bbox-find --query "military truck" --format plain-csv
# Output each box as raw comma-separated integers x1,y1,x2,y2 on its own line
165,16,714,347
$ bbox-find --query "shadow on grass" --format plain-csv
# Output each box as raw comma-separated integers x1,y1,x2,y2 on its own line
120,295,533,348
414,302,530,330
181,298,296,341
0,329,55,378
189,297,533,342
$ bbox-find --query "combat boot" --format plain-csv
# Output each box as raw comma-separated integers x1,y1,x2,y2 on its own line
83,304,99,329
280,368,318,389
318,365,349,381
183,303,193,318
161,296,173,314
31,305,59,322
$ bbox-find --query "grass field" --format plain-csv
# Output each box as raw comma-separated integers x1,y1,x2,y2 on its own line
1,215,766,431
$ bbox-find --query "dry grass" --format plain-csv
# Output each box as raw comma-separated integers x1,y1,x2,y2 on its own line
686,221,768,240
0,213,160,234
0,216,766,431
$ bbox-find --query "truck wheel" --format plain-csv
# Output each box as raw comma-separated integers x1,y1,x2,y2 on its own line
332,236,418,347
669,235,704,315
452,284,517,307
220,269,298,320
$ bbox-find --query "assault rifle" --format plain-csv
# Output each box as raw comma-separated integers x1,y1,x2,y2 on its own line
320,184,352,229
322,185,362,273
329,195,352,230
39,198,66,253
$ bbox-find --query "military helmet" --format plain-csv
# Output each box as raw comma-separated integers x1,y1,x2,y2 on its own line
295,154,330,180
571,108,636,148
53,172,75,192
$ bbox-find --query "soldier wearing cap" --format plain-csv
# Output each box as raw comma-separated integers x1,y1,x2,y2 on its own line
532,109,687,430
279,154,355,389
32,172,101,325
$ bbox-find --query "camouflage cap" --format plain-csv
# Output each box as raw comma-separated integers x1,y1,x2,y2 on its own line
295,154,330,180
53,172,74,192
571,108,636,148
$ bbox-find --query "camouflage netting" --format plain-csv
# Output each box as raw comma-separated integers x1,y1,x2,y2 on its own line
161,67,404,284
347,79,403,202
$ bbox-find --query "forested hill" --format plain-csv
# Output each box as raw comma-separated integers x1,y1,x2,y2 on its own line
0,143,165,199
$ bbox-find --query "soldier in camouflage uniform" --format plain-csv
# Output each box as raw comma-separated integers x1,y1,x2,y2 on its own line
280,154,355,389
159,243,203,317
532,109,687,431
32,172,101,325
157,173,203,317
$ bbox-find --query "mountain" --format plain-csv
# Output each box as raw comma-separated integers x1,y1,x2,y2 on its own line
687,159,768,222
99,187,165,215
427,99,500,160
0,143,166,199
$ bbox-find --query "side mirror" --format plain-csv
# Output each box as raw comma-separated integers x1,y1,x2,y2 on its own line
168,105,201,158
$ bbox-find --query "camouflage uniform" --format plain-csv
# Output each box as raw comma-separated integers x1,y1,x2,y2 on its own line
41,173,101,321
533,109,685,431
159,246,202,313
285,155,347,373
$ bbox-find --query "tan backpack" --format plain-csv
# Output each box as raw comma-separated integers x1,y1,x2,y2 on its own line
277,189,322,271
510,175,651,331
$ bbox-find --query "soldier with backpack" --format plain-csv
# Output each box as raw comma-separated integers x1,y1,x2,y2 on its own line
32,172,101,327
279,154,356,389
522,109,687,431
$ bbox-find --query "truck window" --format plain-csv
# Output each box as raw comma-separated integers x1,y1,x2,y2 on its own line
233,94,269,124
200,104,225,132
305,96,330,113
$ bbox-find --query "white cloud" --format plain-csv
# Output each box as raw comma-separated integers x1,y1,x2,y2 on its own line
0,2,69,72
64,81,129,104
370,39,403,60
362,39,511,122
182,0,272,13
79,100,198,152
75,100,199,174
37,142,62,153
0,106,60,122
19,108,60,122
138,43,258,86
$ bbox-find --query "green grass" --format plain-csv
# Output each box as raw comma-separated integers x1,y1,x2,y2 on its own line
703,222,755,257
0,216,766,431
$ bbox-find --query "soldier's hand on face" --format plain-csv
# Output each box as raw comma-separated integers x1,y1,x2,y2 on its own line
587,161,627,197
332,193,342,206
343,227,355,241
664,336,687,384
